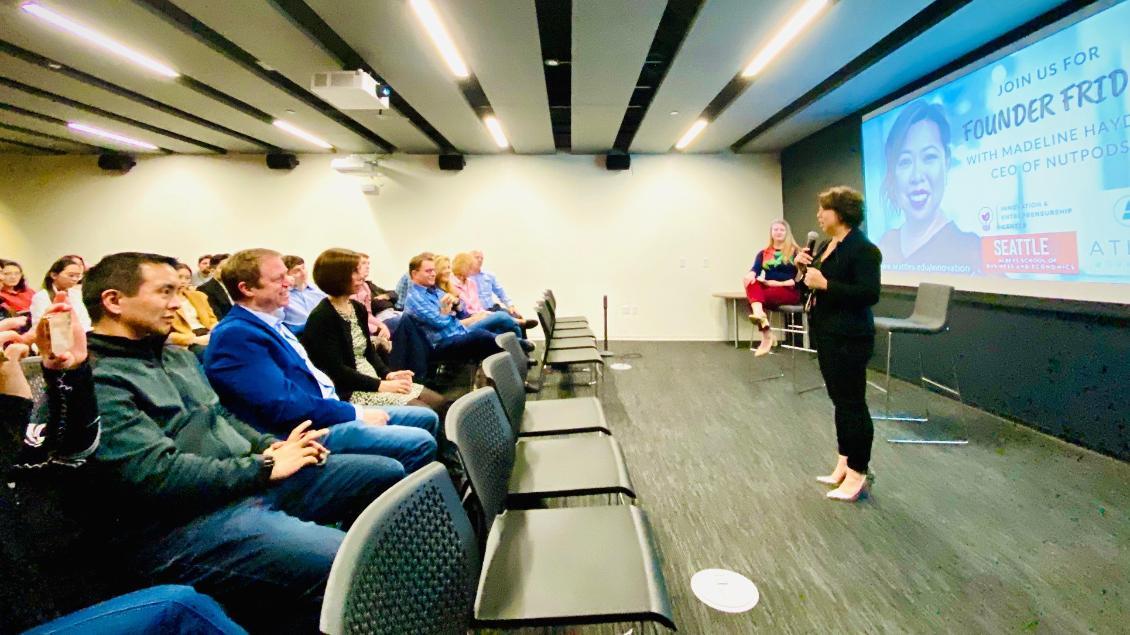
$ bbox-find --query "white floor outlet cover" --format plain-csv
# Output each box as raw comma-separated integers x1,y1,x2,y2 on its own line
690,569,760,613
610,362,632,371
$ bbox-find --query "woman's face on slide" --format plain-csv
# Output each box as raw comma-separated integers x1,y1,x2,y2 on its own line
895,119,946,223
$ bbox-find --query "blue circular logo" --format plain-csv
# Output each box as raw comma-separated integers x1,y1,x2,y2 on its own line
1117,195,1130,228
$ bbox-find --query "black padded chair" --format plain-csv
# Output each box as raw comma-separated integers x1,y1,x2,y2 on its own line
483,351,610,437
319,463,480,635
447,390,676,631
871,283,967,445
539,299,595,339
449,387,632,505
543,289,588,325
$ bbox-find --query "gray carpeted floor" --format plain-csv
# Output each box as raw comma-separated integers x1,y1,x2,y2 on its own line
525,340,1128,634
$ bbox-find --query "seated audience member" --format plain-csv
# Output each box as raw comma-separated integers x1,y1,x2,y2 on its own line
743,219,803,357
280,255,326,335
1,258,36,315
436,254,526,342
3,303,239,633
30,256,91,332
204,249,438,473
469,249,536,328
196,253,233,320
348,253,393,341
190,254,212,287
403,253,501,362
168,262,217,356
302,248,446,414
81,252,404,633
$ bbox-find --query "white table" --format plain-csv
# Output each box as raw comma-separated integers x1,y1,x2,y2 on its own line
712,291,748,349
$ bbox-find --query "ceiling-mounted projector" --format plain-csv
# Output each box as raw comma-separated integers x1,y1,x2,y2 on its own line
311,70,391,110
331,155,381,175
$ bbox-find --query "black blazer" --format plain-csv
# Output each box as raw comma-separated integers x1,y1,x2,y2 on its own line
809,228,882,338
196,278,232,320
300,299,390,401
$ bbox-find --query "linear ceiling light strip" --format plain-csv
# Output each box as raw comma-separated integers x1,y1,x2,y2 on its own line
133,0,395,152
20,2,179,78
267,0,456,152
0,75,213,153
674,0,834,151
730,0,976,150
0,40,277,151
0,121,104,150
409,0,507,150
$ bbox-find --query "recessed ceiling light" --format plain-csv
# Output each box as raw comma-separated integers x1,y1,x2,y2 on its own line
669,110,679,116
67,122,158,150
675,119,708,151
410,0,469,79
272,119,333,150
545,59,559,67
741,0,829,79
483,115,508,149
284,109,296,114
46,62,62,70
21,2,179,79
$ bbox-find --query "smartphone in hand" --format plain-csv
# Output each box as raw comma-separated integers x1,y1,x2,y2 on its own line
47,311,73,355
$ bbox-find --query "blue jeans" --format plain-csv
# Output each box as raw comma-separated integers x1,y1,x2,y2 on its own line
26,585,245,634
432,328,502,363
323,406,439,473
469,310,523,338
129,453,404,634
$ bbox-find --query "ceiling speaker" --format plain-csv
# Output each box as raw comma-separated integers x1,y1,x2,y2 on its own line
97,153,136,173
439,154,465,171
606,153,630,171
266,152,299,170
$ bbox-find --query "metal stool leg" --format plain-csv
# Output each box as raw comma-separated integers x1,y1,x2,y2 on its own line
882,329,969,445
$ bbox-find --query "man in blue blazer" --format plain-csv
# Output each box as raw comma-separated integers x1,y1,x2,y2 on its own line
204,249,438,474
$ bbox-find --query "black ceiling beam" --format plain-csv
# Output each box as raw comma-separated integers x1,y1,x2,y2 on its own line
857,0,1103,117
0,101,67,125
0,121,104,151
535,0,571,150
0,135,66,155
267,0,456,153
0,40,277,151
0,76,201,153
612,0,705,153
729,0,975,151
133,0,395,153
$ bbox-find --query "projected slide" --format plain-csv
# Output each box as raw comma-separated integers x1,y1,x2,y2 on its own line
861,0,1130,283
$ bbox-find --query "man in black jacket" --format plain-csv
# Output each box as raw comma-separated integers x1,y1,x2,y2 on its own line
82,252,406,633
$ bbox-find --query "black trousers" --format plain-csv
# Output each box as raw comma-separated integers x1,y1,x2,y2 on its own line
812,330,875,473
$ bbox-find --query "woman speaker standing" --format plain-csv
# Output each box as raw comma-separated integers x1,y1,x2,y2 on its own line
795,186,882,502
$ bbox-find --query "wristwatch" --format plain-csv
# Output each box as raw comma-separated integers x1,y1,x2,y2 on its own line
260,454,276,480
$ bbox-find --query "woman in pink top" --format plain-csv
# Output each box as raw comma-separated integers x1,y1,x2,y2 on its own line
451,252,483,313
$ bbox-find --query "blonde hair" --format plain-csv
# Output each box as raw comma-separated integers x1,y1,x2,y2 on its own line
452,252,475,279
763,219,799,263
433,255,455,294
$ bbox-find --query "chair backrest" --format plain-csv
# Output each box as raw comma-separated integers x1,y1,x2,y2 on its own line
481,352,526,434
320,463,480,635
495,332,530,381
534,301,555,336
543,291,556,314
908,283,953,332
445,388,515,527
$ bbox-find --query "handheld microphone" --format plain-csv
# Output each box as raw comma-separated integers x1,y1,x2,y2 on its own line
804,231,819,256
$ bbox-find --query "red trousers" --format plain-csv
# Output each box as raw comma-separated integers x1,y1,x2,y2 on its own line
744,282,801,329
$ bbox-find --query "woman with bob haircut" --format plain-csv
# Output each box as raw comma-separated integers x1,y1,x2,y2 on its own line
300,248,446,414
795,186,882,503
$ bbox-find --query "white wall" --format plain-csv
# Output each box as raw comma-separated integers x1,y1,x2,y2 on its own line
0,152,781,340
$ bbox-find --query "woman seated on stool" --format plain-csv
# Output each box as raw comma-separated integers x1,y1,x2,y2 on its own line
743,219,802,357
301,248,447,414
